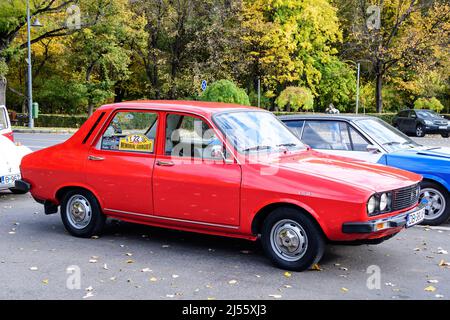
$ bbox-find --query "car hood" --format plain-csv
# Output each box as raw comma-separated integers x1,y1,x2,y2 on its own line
391,146,450,160
258,150,421,193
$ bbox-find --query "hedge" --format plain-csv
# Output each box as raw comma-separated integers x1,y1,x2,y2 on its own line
13,111,450,128
14,113,88,128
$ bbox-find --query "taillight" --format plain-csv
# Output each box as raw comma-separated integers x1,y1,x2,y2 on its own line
3,132,14,142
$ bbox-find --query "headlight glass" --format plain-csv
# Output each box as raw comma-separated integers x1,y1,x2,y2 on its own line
367,195,377,214
424,120,433,125
379,193,389,211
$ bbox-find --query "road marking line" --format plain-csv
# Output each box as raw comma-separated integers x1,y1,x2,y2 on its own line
417,225,450,231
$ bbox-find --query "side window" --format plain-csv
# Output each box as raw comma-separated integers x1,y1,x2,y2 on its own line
165,114,223,159
398,110,408,118
100,111,158,154
348,126,370,151
302,121,350,150
409,111,417,119
284,120,304,138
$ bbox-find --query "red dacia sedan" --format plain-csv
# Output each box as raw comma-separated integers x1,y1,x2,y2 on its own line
15,101,425,271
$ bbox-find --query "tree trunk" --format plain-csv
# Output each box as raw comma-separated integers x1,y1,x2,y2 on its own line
375,62,383,113
88,104,94,117
286,102,291,112
0,76,6,106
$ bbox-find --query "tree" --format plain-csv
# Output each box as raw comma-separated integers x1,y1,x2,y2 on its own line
414,97,444,112
200,79,250,105
337,0,450,112
242,0,343,105
275,86,314,112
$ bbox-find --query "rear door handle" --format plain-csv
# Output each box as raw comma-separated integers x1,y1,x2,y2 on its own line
156,160,174,167
88,155,105,161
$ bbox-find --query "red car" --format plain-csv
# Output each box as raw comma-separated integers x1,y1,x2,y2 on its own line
16,101,425,271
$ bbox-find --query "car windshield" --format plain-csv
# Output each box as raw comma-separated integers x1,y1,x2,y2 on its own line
354,118,420,152
416,110,441,119
214,111,306,153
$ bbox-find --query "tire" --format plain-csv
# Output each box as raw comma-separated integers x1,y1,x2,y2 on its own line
9,188,27,195
419,181,450,226
60,189,106,237
415,124,425,137
441,132,449,138
260,207,325,271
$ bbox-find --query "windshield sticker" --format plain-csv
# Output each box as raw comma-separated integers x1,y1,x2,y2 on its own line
119,134,154,153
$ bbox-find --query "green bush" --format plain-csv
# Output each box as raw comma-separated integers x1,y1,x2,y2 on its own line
15,113,88,128
276,87,314,112
414,97,444,112
200,79,250,106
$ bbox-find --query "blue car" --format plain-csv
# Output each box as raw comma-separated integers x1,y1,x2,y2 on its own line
279,114,450,225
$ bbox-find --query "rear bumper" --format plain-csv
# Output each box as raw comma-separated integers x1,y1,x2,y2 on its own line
14,180,31,193
342,205,423,234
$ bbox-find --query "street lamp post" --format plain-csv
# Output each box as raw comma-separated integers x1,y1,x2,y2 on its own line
26,0,42,129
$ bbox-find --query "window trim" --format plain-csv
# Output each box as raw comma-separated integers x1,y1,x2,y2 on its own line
94,109,160,155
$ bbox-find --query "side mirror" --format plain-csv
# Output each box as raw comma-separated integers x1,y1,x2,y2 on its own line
210,145,233,163
366,144,381,154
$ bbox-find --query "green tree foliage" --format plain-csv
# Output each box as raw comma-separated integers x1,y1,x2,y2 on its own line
275,86,314,111
200,79,250,105
414,97,444,113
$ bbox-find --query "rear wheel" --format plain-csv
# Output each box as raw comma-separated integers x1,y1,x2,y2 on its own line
60,189,106,237
261,207,325,271
415,124,425,137
419,181,450,226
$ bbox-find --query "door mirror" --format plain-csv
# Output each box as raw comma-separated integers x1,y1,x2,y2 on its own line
366,144,381,154
210,145,233,163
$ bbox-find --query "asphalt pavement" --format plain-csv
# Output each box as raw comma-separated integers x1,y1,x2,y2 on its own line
0,132,449,300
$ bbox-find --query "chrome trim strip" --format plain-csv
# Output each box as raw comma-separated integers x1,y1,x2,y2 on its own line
104,208,240,229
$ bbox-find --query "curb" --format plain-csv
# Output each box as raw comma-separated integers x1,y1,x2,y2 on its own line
13,128,78,134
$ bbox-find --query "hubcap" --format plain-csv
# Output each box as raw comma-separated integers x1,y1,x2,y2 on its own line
420,188,446,221
270,219,308,262
66,195,92,229
417,126,423,136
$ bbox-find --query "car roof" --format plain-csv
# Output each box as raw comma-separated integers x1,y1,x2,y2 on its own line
278,114,376,121
98,100,262,116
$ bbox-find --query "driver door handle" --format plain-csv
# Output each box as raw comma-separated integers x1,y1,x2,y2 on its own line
88,155,105,161
156,160,175,167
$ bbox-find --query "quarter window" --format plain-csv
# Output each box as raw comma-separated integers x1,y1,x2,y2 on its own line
348,126,370,151
100,111,158,154
284,120,305,137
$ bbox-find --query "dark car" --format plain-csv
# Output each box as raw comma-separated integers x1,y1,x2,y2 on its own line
392,109,449,138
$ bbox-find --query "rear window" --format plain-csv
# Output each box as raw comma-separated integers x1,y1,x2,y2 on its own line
0,108,9,130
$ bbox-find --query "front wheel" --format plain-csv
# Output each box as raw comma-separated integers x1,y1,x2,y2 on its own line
441,132,449,138
415,124,426,137
60,189,106,237
261,208,325,271
420,181,450,226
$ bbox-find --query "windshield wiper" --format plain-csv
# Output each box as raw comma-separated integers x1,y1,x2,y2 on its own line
276,143,297,148
243,145,272,152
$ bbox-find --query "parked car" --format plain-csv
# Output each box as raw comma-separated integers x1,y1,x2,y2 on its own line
16,101,423,271
280,114,450,225
392,109,449,137
0,135,32,193
0,105,14,142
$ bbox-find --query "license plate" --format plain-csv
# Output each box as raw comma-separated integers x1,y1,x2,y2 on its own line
0,174,21,185
406,208,425,227
439,126,447,130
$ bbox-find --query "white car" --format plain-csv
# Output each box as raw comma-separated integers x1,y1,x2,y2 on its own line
0,134,32,194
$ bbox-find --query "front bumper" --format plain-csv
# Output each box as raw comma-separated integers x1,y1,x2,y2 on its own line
424,124,450,133
342,205,423,234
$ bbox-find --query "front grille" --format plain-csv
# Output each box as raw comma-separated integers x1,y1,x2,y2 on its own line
392,184,420,211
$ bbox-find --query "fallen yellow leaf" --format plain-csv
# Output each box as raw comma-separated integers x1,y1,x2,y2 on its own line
311,264,322,271
341,287,349,293
284,271,292,278
425,286,436,292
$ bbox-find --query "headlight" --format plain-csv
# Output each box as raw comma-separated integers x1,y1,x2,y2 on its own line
367,195,377,214
424,120,433,125
379,193,390,211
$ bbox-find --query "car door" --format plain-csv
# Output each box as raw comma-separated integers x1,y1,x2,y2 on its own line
84,109,159,215
300,120,382,162
405,110,418,133
152,112,241,227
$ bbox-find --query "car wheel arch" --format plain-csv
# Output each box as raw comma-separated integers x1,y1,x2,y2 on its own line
251,202,328,241
421,176,450,194
55,185,103,208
